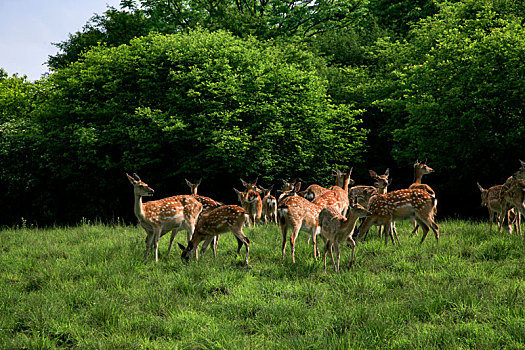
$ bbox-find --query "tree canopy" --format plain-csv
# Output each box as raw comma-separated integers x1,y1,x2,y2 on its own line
1,0,525,225
1,31,366,225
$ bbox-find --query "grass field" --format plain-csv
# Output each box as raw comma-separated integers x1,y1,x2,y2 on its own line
0,220,524,349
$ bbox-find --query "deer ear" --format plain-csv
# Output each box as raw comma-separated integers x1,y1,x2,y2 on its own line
233,187,241,195
197,178,202,186
294,182,302,192
384,168,390,177
127,173,137,184
133,173,141,181
185,178,193,187
520,159,525,167
240,179,249,188
369,170,378,178
477,182,485,192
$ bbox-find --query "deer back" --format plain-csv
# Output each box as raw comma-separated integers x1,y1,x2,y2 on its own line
143,195,203,228
409,183,435,196
368,189,434,220
195,205,248,237
349,185,377,208
312,190,342,211
304,184,330,201
278,195,322,228
501,177,525,207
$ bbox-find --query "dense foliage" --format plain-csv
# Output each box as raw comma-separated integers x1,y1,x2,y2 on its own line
1,31,365,225
1,0,525,225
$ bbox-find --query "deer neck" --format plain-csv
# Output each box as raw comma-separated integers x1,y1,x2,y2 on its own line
342,176,350,192
377,185,388,195
340,213,360,236
413,169,423,184
134,193,147,222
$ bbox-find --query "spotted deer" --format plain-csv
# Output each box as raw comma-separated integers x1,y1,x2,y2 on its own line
356,188,439,246
305,169,353,244
259,185,278,224
408,161,437,235
127,173,203,262
277,195,323,263
281,179,298,192
409,161,435,196
499,160,525,236
234,187,262,226
278,179,302,202
348,169,390,208
346,169,391,240
318,200,371,272
477,183,515,233
329,168,354,217
302,168,353,201
185,178,242,256
177,205,251,265
303,184,331,201
185,178,224,214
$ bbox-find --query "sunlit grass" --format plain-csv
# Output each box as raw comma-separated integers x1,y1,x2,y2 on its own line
0,220,524,348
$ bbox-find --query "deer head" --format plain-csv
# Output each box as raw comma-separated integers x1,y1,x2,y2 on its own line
185,178,202,195
369,169,391,193
127,173,154,197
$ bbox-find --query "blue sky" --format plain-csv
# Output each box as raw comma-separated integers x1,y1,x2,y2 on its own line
0,0,122,81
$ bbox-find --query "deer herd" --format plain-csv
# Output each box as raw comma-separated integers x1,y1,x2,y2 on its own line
127,160,525,272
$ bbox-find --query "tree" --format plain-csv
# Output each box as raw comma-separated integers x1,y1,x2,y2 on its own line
376,0,525,216
22,30,366,224
48,8,152,70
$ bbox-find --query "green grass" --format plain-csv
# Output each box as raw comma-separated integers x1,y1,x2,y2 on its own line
0,220,524,349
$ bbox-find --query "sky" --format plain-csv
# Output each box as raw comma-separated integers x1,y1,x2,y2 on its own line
0,0,122,81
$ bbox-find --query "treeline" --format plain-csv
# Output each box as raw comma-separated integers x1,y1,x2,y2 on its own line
1,0,525,225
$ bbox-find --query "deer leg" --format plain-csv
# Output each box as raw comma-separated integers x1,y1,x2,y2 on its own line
233,229,250,265
153,228,161,262
144,230,154,260
334,243,341,273
385,220,396,247
328,241,336,270
392,222,400,244
348,236,356,269
356,218,372,242
323,239,330,271
290,224,301,264
199,236,215,258
416,220,430,245
489,208,494,233
235,236,244,254
411,222,419,236
515,204,525,237
281,223,288,263
312,226,319,260
429,220,439,244
412,220,419,236
167,229,180,257
212,235,219,257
